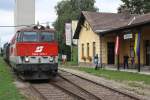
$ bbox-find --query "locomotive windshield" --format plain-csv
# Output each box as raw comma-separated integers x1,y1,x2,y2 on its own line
21,32,54,42
23,32,37,42
40,32,54,42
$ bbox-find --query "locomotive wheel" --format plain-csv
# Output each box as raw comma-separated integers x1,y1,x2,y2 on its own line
12,68,19,76
52,70,58,77
52,73,57,77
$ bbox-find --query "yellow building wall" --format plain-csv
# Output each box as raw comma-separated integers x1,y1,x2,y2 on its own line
78,20,150,66
140,26,150,65
101,34,115,64
78,20,100,63
101,26,150,65
119,27,150,65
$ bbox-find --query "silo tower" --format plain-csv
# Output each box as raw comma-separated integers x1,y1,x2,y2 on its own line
14,0,35,31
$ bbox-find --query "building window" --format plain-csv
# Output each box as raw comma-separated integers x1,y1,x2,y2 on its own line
87,43,90,57
82,44,84,57
93,42,96,57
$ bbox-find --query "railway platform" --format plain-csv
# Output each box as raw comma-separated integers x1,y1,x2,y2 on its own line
104,67,150,75
59,67,149,100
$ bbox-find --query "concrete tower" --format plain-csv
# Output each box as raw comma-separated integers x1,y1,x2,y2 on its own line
14,0,35,31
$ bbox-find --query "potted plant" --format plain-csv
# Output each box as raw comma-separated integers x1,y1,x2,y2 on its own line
81,56,86,62
87,56,92,62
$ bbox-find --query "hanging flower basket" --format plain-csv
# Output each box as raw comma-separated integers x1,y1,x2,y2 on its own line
87,56,92,62
81,56,86,61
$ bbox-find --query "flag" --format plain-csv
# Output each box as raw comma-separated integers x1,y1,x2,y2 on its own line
134,32,141,56
115,36,119,55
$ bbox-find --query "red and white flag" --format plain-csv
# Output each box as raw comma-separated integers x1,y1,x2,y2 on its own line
115,36,119,55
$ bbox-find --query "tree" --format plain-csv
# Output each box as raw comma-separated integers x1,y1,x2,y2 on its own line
118,0,150,14
53,0,98,60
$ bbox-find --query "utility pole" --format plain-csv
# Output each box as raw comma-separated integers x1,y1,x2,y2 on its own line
0,37,2,55
0,37,1,48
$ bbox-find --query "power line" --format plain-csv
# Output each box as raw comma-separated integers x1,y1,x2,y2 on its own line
0,25,28,27
0,22,54,28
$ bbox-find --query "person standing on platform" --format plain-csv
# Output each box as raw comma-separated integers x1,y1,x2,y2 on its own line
123,55,129,69
94,54,99,70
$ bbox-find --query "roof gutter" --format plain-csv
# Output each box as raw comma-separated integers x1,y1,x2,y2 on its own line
100,20,150,35
95,29,108,33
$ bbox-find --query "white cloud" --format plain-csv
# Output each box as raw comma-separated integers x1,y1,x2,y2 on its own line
0,0,62,46
0,10,14,25
0,0,122,47
96,0,122,13
36,0,61,27
0,10,14,46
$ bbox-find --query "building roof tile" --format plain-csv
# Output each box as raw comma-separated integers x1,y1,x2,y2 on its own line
74,11,150,39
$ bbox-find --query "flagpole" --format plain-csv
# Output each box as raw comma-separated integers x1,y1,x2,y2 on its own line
138,49,140,72
138,31,141,72
115,35,120,70
117,54,120,70
134,30,141,72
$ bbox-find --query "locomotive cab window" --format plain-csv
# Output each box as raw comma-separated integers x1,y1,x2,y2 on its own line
17,32,22,42
40,32,54,42
23,32,37,42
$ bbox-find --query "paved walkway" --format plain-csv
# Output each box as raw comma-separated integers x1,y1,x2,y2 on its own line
65,65,150,75
104,67,150,75
59,67,148,100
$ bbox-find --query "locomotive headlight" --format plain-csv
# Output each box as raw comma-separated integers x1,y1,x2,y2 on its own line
25,57,29,62
49,56,54,62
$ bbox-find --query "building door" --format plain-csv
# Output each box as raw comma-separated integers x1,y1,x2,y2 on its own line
107,42,115,64
146,40,150,66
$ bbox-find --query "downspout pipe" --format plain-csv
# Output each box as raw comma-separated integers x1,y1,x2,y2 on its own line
99,34,103,68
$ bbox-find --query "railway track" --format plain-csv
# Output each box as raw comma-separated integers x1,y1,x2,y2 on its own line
30,76,101,100
58,70,144,100
12,66,144,100
30,83,78,100
51,76,101,100
5,60,100,100
6,58,141,100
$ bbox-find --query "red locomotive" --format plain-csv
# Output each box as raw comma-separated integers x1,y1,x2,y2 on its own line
8,25,58,80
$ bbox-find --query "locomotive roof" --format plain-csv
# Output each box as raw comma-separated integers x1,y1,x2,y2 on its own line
17,25,55,33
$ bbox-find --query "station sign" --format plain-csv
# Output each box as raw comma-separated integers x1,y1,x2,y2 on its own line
124,34,133,40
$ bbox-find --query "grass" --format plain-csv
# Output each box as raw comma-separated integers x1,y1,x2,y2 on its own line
59,47,78,66
65,66,150,85
0,57,24,100
71,46,78,65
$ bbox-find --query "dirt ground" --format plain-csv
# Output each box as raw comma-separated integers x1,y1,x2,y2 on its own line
14,81,44,100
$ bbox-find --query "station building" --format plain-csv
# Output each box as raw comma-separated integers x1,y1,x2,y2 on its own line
74,11,150,70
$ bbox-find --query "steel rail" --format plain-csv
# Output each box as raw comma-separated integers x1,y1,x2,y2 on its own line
30,84,48,100
57,74,102,100
59,69,145,100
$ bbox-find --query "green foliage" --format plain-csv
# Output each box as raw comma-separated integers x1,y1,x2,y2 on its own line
0,57,24,100
53,0,98,59
54,0,98,33
118,0,150,14
71,46,78,65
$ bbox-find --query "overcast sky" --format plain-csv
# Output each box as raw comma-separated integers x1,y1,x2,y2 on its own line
0,0,122,46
